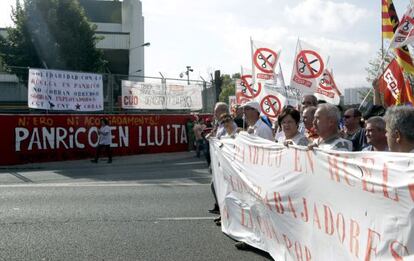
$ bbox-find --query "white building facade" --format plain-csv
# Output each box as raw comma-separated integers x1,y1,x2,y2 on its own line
343,87,371,106
80,0,145,77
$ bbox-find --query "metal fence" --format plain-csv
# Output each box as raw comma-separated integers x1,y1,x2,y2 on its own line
0,66,217,114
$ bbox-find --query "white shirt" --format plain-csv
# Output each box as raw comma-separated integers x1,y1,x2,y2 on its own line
314,135,353,151
248,119,274,141
278,132,309,146
98,125,112,145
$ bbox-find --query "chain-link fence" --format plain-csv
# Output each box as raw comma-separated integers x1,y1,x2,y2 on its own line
0,66,217,114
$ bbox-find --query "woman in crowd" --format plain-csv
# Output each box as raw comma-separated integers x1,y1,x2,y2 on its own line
219,113,237,138
276,107,309,146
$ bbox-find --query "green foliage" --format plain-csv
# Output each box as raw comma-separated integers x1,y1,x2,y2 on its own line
0,0,106,76
365,48,391,83
218,73,240,104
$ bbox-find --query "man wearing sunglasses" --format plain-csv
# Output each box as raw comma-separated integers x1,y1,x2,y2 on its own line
342,108,367,151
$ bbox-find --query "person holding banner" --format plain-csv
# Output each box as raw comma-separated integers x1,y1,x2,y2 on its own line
276,108,308,146
91,118,112,163
384,106,414,153
310,104,352,151
219,114,237,138
302,106,318,142
239,101,273,141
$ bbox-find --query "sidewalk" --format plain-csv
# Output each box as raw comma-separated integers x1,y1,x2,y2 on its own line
0,151,199,171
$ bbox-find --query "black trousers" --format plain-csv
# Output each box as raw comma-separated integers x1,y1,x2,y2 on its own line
94,144,112,161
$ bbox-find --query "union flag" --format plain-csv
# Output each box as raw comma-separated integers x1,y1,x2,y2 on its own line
379,59,414,106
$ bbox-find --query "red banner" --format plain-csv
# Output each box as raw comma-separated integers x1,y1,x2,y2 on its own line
1,114,207,165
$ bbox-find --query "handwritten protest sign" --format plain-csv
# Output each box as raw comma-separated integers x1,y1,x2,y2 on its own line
28,69,103,111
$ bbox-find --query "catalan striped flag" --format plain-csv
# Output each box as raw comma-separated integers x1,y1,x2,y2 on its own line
382,0,414,74
382,0,399,39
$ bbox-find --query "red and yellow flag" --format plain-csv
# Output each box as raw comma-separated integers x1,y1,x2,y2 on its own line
382,0,399,39
379,59,414,106
382,0,414,74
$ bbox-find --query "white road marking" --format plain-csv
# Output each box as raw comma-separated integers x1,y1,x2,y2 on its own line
0,181,209,188
157,217,216,221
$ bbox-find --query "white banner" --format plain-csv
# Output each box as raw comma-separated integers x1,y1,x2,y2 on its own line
251,39,281,91
236,67,255,105
121,80,202,110
390,3,414,49
290,40,328,94
211,133,414,260
166,84,202,110
28,69,103,111
314,69,341,105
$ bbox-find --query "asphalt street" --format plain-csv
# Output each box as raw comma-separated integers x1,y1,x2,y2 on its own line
0,152,272,261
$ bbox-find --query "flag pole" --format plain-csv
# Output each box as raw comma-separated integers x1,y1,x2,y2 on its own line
250,36,255,85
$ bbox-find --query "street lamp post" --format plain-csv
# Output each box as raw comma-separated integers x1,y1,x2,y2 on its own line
185,66,193,85
130,42,150,50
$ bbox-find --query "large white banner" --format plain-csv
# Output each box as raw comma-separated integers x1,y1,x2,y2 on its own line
28,69,103,111
121,80,202,110
211,133,414,260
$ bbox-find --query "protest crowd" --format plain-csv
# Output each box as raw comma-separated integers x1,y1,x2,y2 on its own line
194,90,414,257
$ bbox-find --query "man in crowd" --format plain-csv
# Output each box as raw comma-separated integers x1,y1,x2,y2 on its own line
384,106,414,153
342,108,367,151
240,101,273,141
311,103,352,151
300,94,318,111
231,104,244,128
207,102,229,139
302,106,318,142
208,102,238,216
363,116,389,151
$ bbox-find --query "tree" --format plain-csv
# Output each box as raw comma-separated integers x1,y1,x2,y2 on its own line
219,73,240,104
0,0,106,76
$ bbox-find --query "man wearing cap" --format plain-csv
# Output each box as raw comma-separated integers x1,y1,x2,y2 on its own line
240,101,273,141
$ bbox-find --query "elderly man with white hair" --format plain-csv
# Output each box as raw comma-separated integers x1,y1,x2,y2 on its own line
239,100,273,141
384,106,414,153
310,103,352,151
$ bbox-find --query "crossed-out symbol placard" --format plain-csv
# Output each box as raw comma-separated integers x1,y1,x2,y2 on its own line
296,50,324,79
240,75,262,99
260,95,282,118
238,97,251,105
253,48,278,74
319,71,333,91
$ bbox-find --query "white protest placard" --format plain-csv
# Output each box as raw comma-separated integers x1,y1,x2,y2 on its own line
122,80,165,109
259,87,286,120
290,40,328,94
122,81,202,110
314,69,341,105
390,3,414,48
211,133,414,260
251,39,281,87
166,84,202,110
237,67,259,104
28,68,103,111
